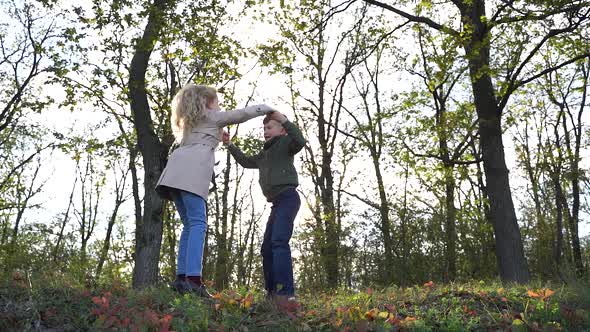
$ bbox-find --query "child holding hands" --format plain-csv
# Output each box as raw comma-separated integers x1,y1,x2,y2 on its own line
156,84,275,297
223,111,305,303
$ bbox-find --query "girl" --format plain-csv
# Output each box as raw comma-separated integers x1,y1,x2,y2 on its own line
156,84,274,297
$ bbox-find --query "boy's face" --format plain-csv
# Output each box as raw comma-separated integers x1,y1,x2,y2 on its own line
263,119,286,142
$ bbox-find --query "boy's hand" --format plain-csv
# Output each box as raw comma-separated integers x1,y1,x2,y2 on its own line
222,130,230,145
269,111,288,124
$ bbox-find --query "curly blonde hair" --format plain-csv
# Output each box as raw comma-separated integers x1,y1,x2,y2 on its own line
171,84,218,142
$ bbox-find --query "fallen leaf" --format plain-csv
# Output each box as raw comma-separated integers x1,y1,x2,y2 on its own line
365,308,378,320
542,288,555,299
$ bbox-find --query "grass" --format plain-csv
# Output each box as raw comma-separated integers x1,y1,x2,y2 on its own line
1,275,589,331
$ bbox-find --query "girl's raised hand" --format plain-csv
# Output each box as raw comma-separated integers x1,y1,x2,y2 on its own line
258,104,277,113
270,111,288,124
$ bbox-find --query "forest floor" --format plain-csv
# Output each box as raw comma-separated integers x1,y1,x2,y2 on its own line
1,274,589,331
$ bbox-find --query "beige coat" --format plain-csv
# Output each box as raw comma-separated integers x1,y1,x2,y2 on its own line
156,105,272,200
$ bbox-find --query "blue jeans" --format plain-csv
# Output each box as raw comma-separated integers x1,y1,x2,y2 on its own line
261,188,300,296
172,190,207,277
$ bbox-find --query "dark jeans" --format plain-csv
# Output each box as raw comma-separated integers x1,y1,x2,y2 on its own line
261,188,300,296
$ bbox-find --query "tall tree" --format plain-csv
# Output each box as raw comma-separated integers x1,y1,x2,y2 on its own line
73,145,104,265
544,59,588,277
402,26,480,281
0,1,71,137
362,0,590,283
339,44,397,283
512,98,554,276
275,0,369,288
96,151,130,280
0,1,72,251
81,0,248,287
127,0,176,288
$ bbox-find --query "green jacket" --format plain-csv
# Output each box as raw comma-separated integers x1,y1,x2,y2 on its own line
227,121,306,200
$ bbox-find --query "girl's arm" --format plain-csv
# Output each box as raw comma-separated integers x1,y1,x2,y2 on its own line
210,104,274,127
227,143,259,169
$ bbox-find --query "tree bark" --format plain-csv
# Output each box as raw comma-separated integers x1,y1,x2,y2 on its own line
562,61,588,277
128,0,173,288
162,203,177,280
214,150,232,289
437,104,457,281
517,118,551,274
363,0,533,284
443,163,457,281
459,0,530,283
552,171,564,270
320,140,339,286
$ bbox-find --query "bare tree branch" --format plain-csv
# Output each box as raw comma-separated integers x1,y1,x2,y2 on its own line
362,0,459,36
339,188,380,210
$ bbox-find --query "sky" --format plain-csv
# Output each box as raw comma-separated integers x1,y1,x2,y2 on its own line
7,0,590,271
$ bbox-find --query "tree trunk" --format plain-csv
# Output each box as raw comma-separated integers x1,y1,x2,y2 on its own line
399,160,410,286
163,203,177,279
562,63,587,277
460,0,530,283
53,177,77,261
471,139,496,275
210,187,222,282
129,146,143,244
214,150,232,289
96,163,128,279
519,121,550,273
246,215,256,287
567,158,584,277
316,36,339,286
443,163,456,281
10,167,39,248
321,157,339,286
437,105,456,281
552,171,564,271
371,151,394,283
78,159,99,266
111,115,143,241
226,166,243,285
551,111,565,272
128,0,173,288
96,191,124,279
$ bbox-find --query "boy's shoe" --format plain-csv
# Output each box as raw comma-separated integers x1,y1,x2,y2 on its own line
272,294,298,311
184,280,212,298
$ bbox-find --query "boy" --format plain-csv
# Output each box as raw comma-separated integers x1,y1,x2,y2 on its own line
222,111,305,303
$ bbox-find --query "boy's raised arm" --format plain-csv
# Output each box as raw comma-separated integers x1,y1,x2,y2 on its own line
283,121,306,154
267,111,306,155
226,143,259,169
